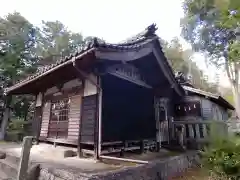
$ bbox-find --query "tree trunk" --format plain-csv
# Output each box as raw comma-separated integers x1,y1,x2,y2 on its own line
0,96,12,140
232,83,240,119
225,58,239,119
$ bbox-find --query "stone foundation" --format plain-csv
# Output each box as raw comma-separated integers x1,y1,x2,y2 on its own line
38,151,200,180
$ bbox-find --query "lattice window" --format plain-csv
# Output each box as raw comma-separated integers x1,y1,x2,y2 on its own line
50,98,70,122
48,98,70,138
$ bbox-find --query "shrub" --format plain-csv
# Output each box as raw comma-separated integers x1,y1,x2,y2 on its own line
201,122,240,179
6,118,31,142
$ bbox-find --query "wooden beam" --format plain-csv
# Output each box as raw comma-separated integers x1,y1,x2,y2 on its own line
94,92,99,160
36,91,44,144
153,47,182,96
73,62,103,160
98,76,103,157
95,44,153,61
100,155,149,164
140,140,144,154
93,75,102,160
78,95,85,157
108,72,152,88
72,61,101,90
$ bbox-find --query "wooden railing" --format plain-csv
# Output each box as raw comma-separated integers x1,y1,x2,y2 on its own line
171,120,228,144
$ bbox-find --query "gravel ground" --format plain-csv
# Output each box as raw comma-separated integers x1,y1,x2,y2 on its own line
0,142,121,173
0,142,179,174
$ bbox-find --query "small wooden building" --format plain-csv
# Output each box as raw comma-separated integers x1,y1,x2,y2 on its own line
173,72,234,122
3,24,234,158
171,75,234,148
180,85,233,120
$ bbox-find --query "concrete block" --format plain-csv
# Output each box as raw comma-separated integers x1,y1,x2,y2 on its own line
63,150,77,158
0,152,6,159
26,164,40,180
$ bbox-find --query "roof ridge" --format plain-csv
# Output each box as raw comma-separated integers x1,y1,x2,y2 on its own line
18,23,159,79
117,23,158,45
182,85,234,110
5,24,159,92
12,47,95,87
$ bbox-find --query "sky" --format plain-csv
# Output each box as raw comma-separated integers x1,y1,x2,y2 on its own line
0,0,231,87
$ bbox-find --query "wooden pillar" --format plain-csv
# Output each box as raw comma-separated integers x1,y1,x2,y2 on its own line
177,125,185,149
0,95,12,140
94,91,98,159
168,117,174,141
195,124,200,139
140,140,144,154
156,125,161,152
97,77,102,159
202,124,208,138
188,124,194,138
94,76,102,160
78,96,84,158
154,96,161,152
34,92,44,144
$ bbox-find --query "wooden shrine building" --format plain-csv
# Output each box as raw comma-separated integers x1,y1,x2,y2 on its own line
3,24,234,158
174,72,234,122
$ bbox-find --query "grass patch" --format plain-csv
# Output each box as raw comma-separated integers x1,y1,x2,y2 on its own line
0,141,8,144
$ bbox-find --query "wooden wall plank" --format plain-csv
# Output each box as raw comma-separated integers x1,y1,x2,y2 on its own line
67,95,82,139
79,95,97,143
40,102,51,137
39,95,82,143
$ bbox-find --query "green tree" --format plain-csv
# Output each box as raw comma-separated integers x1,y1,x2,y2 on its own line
0,14,98,139
0,12,39,84
162,37,218,92
181,0,240,116
36,20,84,65
0,13,98,140
0,12,40,139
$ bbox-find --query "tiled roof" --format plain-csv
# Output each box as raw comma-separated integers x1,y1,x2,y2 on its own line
182,85,219,99
118,23,158,45
5,24,159,93
182,85,235,110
